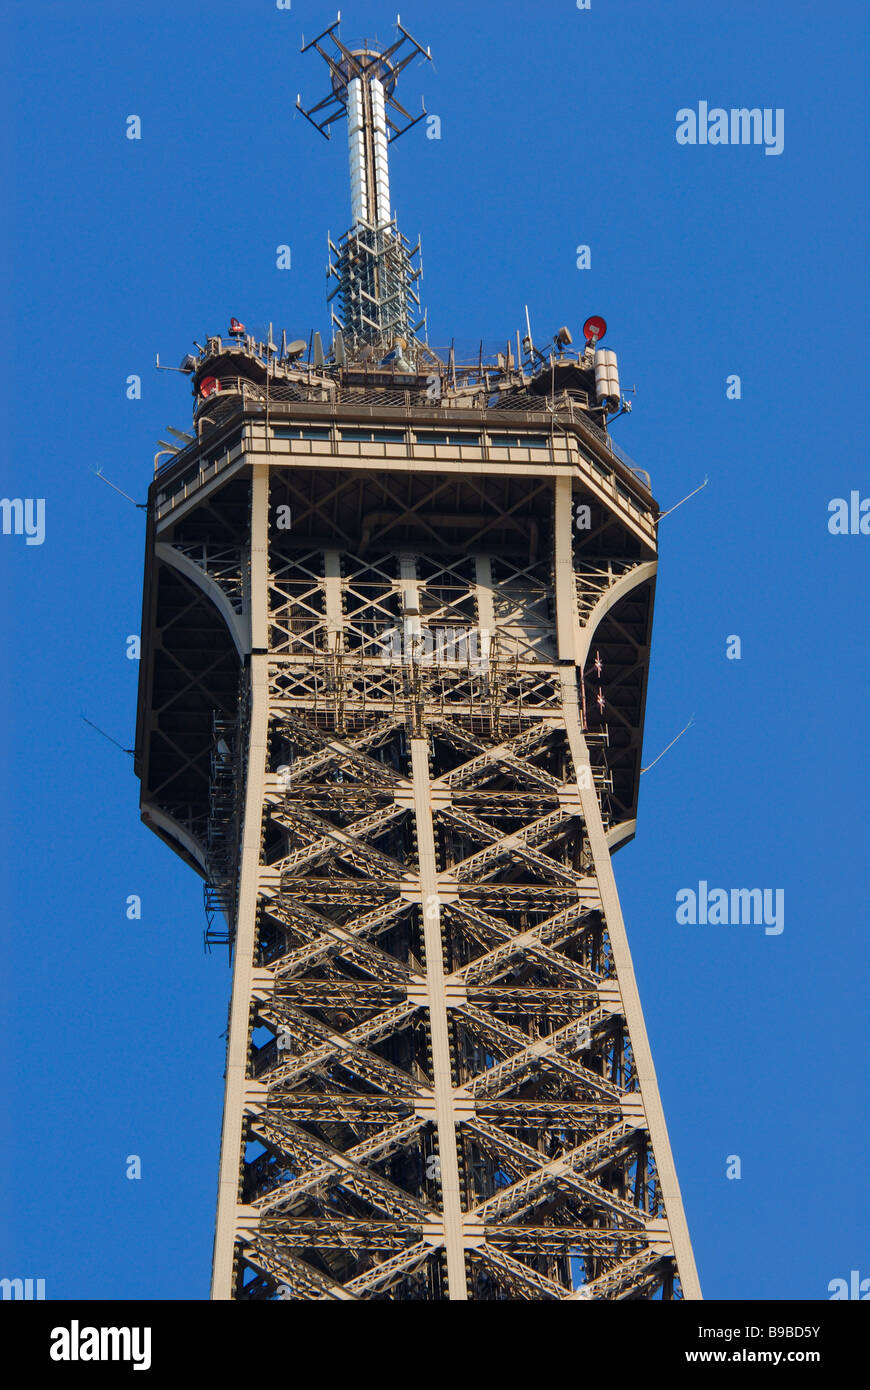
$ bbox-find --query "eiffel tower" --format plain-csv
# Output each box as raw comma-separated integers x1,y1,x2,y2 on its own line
135,17,701,1301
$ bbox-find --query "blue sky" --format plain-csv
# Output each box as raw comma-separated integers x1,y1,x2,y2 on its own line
1,0,867,1300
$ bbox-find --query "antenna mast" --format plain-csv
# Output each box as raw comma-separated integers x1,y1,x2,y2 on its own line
297,14,431,357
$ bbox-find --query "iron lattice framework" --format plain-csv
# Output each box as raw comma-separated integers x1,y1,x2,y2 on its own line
136,399,701,1299
135,17,700,1303
327,220,423,353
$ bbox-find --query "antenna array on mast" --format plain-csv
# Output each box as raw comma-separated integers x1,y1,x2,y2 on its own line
297,14,431,355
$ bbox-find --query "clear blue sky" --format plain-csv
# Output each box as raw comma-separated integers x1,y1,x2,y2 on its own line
1,0,867,1300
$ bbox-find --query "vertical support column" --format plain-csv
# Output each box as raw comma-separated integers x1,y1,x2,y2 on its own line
250,462,269,656
409,737,468,1300
560,673,702,1299
553,474,702,1301
211,463,270,1300
474,555,496,655
554,477,579,660
324,550,344,654
400,550,467,1296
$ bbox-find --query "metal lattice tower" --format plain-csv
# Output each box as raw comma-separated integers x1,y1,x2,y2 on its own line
135,18,700,1301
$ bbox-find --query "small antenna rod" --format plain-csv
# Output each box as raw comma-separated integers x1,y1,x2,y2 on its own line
659,476,709,520
641,715,695,774
92,468,145,508
81,715,134,756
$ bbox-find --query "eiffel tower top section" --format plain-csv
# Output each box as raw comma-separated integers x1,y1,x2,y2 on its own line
166,17,646,485
296,15,431,356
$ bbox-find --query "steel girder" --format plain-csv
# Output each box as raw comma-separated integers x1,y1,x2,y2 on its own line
188,452,702,1301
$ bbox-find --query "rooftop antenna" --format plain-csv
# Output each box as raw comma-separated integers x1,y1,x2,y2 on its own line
659,475,709,520
641,715,695,774
81,714,134,756
297,13,431,357
156,353,192,375
523,305,534,356
91,467,145,509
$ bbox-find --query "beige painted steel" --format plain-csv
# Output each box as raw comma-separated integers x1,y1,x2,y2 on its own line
249,461,269,653
210,652,269,1299
155,541,247,658
211,462,270,1300
397,554,466,1291
409,737,468,1298
324,550,344,652
474,555,496,642
197,444,699,1300
558,671,701,1298
554,476,701,1300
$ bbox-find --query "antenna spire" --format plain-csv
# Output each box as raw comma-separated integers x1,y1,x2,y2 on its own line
297,14,431,356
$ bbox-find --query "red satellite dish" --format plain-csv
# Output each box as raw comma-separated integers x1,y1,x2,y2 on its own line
229,318,245,335
199,376,219,398
583,315,607,344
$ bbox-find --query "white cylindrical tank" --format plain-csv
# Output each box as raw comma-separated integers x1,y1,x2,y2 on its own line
594,348,620,408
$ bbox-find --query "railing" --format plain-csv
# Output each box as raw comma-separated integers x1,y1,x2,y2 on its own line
153,378,654,507
566,402,651,491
